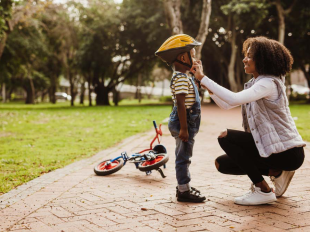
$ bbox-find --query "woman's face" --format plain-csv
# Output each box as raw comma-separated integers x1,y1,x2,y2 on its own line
243,47,258,77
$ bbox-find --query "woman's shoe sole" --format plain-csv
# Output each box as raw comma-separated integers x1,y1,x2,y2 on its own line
276,171,295,198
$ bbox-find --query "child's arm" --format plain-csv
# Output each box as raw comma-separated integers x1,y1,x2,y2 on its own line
176,94,188,142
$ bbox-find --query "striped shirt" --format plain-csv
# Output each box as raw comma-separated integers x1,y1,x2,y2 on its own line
170,72,196,109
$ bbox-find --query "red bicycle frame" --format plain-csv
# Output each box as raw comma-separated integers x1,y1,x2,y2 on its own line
138,121,162,154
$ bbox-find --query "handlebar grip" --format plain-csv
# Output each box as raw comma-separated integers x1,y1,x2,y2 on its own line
153,120,157,129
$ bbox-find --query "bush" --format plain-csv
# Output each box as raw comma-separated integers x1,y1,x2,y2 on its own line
159,96,173,102
290,93,309,101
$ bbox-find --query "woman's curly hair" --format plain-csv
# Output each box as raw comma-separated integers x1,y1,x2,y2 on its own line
242,36,293,77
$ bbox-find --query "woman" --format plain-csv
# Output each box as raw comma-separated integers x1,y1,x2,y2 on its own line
192,36,306,206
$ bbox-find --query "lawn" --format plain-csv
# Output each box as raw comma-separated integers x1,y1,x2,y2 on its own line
0,101,171,195
0,101,309,195
289,103,310,141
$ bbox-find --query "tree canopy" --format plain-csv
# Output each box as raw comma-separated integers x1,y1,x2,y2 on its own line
0,0,309,104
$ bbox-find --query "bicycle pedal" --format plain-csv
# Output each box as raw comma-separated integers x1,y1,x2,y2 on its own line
146,171,152,175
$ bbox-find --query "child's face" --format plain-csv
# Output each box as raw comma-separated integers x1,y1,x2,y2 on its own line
177,48,196,69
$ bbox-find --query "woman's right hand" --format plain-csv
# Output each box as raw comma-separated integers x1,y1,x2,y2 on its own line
191,60,205,81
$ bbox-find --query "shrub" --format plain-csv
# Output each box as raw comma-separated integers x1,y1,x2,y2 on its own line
159,96,172,102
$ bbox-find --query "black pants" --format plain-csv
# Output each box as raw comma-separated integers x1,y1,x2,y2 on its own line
216,129,305,184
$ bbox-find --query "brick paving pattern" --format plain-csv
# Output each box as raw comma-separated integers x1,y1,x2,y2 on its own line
1,104,310,232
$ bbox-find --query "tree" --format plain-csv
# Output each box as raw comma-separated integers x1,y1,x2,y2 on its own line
163,0,212,60
270,0,297,44
39,3,66,104
221,0,269,91
163,0,183,35
76,0,169,106
0,22,49,104
285,0,310,100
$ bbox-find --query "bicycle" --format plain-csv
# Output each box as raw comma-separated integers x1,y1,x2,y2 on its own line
94,121,169,178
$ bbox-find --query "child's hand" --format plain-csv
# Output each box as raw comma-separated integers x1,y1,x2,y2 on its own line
179,128,189,142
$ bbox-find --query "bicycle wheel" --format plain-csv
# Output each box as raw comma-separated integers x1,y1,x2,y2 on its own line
94,158,124,176
138,154,169,172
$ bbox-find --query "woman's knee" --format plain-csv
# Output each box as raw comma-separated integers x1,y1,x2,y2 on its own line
215,159,220,171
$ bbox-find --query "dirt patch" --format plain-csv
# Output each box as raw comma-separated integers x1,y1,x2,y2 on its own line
0,132,14,137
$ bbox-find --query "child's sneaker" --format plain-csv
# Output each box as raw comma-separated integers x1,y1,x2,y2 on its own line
234,184,277,205
176,187,206,203
270,171,295,197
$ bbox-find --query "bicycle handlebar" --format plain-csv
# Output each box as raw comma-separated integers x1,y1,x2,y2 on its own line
153,120,157,129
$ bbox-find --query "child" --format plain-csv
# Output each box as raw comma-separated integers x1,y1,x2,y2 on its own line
155,34,206,202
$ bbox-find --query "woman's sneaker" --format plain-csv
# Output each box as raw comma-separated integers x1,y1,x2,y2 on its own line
176,187,206,203
234,184,277,205
270,171,295,197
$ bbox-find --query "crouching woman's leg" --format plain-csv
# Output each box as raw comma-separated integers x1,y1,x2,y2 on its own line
214,129,246,175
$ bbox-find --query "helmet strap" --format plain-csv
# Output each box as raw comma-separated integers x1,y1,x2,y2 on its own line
174,52,193,69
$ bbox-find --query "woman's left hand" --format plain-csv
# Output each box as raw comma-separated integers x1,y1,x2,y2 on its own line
191,60,205,81
218,129,227,138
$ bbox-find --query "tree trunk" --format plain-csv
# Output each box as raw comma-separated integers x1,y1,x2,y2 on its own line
135,73,142,103
49,74,57,104
274,0,297,44
95,82,109,106
24,77,35,104
80,81,85,105
2,83,6,103
235,49,245,90
70,83,74,106
195,0,212,60
112,86,119,106
163,0,183,35
41,89,48,102
227,20,238,92
88,76,92,106
7,87,13,101
275,1,285,44
0,33,8,62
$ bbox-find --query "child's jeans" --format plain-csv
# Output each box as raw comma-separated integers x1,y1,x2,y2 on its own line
168,102,201,192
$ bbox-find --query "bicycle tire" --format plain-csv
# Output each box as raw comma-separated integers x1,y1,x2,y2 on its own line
138,154,169,172
94,158,124,176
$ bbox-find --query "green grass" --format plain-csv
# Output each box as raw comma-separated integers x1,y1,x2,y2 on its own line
0,101,171,194
0,101,309,195
289,103,310,141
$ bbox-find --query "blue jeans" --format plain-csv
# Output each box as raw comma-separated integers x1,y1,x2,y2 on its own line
168,103,201,192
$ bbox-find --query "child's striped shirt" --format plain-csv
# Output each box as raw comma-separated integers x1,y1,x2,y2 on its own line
170,72,196,109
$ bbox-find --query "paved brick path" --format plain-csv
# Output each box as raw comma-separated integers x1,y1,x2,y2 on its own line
1,104,310,232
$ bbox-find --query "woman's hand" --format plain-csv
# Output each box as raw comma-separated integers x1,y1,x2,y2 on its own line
218,129,227,138
191,60,205,81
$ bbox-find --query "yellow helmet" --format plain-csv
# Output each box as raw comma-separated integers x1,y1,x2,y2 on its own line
155,34,201,66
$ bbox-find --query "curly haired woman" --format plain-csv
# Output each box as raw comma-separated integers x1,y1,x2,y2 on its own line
192,36,306,205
